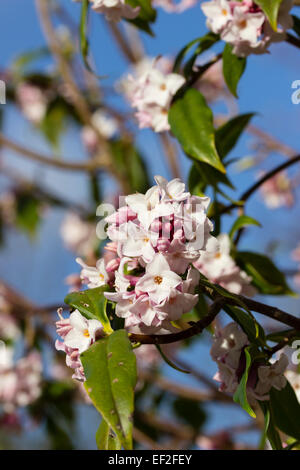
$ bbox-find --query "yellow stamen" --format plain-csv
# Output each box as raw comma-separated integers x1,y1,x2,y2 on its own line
83,329,90,337
154,275,163,285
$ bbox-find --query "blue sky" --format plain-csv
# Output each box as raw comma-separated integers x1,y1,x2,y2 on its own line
1,0,300,449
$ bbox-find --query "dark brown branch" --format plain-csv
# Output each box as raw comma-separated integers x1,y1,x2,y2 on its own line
219,154,300,217
129,297,224,345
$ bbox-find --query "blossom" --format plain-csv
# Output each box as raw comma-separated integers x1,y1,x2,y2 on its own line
81,109,118,154
76,257,110,288
62,176,218,352
211,322,288,402
55,309,104,381
59,309,103,354
153,0,197,14
201,0,293,57
201,0,233,34
194,233,256,296
91,0,140,21
136,253,183,304
98,176,217,330
123,58,185,132
16,82,48,124
0,351,42,410
60,212,97,257
259,171,294,209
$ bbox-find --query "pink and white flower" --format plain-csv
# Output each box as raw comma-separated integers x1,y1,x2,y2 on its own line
55,309,104,381
194,233,256,296
123,58,185,132
211,322,288,402
76,257,110,288
91,0,140,21
201,0,293,57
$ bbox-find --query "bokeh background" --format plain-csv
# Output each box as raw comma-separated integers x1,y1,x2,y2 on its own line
0,0,300,449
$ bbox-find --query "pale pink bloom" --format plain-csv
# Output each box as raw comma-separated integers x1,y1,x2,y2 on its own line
81,110,118,154
211,322,288,402
76,257,110,288
259,171,294,209
253,355,288,400
16,82,48,124
125,185,173,229
0,351,42,410
63,310,103,353
0,311,20,341
136,253,182,304
124,59,185,132
91,0,140,21
221,6,266,52
201,0,233,34
153,0,197,13
121,222,158,263
60,212,97,256
56,309,104,381
194,233,256,296
154,175,190,202
211,322,249,370
201,0,293,57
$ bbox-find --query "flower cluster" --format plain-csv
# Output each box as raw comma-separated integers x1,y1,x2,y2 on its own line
76,176,218,334
16,82,48,124
0,347,42,411
73,0,140,22
81,109,118,154
122,58,185,132
194,233,256,296
211,322,288,402
60,212,98,258
259,171,294,209
153,0,197,14
201,0,293,57
55,309,104,381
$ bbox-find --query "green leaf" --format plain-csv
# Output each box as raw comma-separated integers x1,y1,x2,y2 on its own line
225,305,266,346
266,329,300,344
64,286,113,334
270,381,300,440
15,192,41,238
169,89,225,173
255,0,283,30
39,97,69,148
173,397,207,431
79,0,105,76
259,401,283,450
96,420,122,450
173,33,219,73
81,330,137,450
222,43,246,98
155,345,190,374
215,113,254,160
188,161,234,196
235,251,295,296
233,346,256,418
229,215,261,240
110,140,150,194
126,0,156,35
